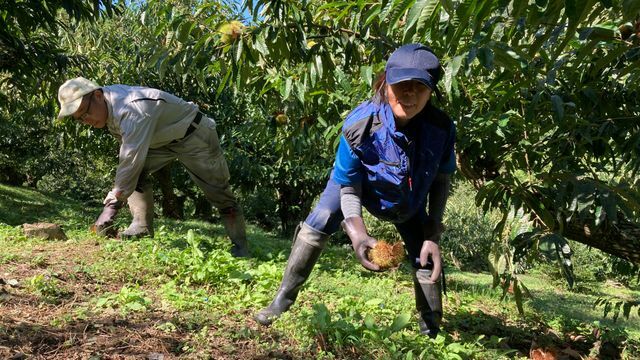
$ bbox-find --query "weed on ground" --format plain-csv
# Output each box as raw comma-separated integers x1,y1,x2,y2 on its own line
1,184,638,359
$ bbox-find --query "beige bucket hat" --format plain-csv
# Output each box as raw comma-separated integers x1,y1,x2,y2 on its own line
57,77,101,119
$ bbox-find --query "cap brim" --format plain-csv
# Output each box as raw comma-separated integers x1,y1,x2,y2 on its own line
57,97,83,119
386,68,436,90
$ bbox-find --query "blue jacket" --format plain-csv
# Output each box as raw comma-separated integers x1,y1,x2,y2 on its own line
333,101,456,223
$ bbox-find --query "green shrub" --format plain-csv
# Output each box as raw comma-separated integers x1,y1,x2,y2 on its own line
95,285,152,315
441,181,499,272
28,273,72,304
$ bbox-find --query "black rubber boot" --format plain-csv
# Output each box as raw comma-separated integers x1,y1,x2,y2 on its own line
120,184,154,239
220,207,250,258
254,223,328,326
413,268,443,338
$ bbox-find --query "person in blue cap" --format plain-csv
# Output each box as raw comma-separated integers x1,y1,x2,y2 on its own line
254,44,456,338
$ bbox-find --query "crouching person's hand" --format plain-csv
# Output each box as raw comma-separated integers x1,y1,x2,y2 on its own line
420,218,445,282
94,200,123,237
341,216,380,272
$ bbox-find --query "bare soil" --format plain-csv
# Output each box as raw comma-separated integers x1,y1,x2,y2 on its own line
0,241,297,359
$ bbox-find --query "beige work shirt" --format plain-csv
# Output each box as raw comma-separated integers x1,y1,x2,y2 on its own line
102,85,200,202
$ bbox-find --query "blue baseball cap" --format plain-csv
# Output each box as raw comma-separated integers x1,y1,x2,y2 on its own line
385,43,440,90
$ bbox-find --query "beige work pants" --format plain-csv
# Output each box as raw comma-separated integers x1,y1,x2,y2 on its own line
143,116,237,210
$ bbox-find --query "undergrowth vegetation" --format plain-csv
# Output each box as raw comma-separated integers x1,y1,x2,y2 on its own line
0,183,639,359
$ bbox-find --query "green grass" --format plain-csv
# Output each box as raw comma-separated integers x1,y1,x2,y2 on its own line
1,183,639,359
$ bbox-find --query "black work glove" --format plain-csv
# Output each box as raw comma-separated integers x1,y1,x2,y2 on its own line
341,216,380,271
94,201,122,238
420,217,445,282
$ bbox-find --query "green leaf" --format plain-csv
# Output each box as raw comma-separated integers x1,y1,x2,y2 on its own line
446,342,467,355
444,54,463,94
550,95,564,121
216,67,232,98
513,278,525,315
294,81,305,104
363,3,382,26
254,33,269,56
360,65,373,87
158,54,169,79
592,46,628,75
147,49,169,69
491,43,523,70
177,20,192,43
578,26,615,41
477,47,494,70
622,0,640,21
382,0,414,30
414,0,439,40
390,312,411,332
599,0,612,8
314,55,323,80
259,79,278,97
280,77,292,99
405,0,427,30
595,205,604,226
364,313,375,329
565,0,578,23
550,234,575,288
308,62,317,87
472,0,495,37
235,40,244,62
127,302,145,311
365,298,384,306
96,297,110,308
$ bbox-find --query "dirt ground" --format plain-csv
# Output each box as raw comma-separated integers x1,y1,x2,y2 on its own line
0,241,297,359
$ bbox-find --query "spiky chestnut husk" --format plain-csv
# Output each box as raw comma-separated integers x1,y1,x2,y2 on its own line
275,113,288,125
368,241,405,269
218,20,244,44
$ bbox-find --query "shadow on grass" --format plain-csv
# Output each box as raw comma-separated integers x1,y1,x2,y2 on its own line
0,291,304,360
0,312,187,358
447,269,640,329
443,270,634,358
0,183,96,227
0,183,364,275
445,308,600,357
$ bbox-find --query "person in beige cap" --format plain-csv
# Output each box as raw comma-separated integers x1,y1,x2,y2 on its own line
57,77,249,257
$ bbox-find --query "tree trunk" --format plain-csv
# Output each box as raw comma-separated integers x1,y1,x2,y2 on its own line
277,184,297,236
194,195,213,220
564,218,640,264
